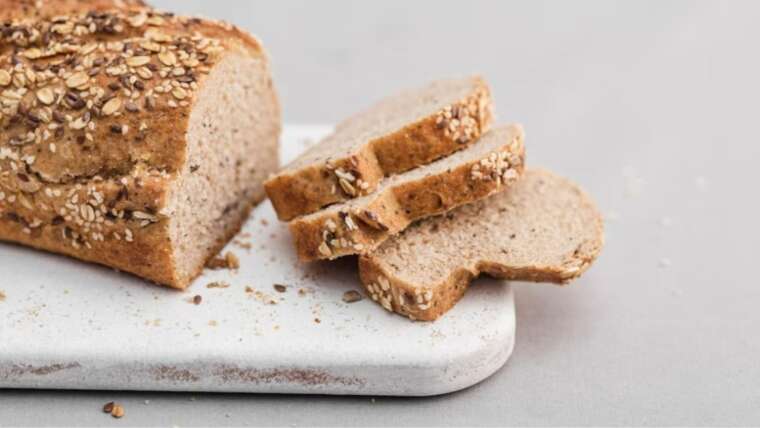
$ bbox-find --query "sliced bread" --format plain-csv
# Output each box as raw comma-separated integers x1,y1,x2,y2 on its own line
358,169,605,321
265,76,493,221
289,124,525,261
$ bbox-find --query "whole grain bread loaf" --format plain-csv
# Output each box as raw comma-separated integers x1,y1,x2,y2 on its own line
265,76,493,221
0,0,149,20
0,9,280,288
289,125,525,261
359,169,604,321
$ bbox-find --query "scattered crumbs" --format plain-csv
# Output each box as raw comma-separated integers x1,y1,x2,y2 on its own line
233,239,252,250
273,325,280,331
342,290,363,303
192,295,202,305
659,258,672,268
103,402,124,418
205,252,239,270
273,284,287,293
298,287,312,296
151,319,161,327
260,218,269,226
314,318,321,324
246,287,277,305
0,290,5,302
206,256,227,269
111,405,125,419
208,320,218,327
225,252,240,269
206,281,230,289
660,216,673,227
239,232,251,239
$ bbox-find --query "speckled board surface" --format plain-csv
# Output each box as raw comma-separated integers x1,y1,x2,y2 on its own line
0,125,515,396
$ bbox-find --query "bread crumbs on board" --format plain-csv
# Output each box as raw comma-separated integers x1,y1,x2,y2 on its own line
245,287,277,305
206,281,230,289
205,252,239,270
342,290,363,303
103,402,124,418
0,291,5,301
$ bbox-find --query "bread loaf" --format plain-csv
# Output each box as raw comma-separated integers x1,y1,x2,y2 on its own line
0,9,280,288
359,169,604,320
1,0,149,20
265,76,492,221
289,125,525,261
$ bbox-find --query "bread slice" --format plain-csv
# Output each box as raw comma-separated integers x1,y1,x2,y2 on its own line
359,169,604,321
289,125,525,261
265,76,493,221
0,9,280,289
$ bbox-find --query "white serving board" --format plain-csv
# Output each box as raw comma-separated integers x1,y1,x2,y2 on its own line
0,125,515,396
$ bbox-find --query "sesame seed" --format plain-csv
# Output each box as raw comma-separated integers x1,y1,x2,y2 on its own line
36,87,55,105
65,72,89,89
126,56,151,67
318,241,332,257
171,87,187,100
0,70,10,86
342,290,363,303
158,51,177,66
101,97,122,116
338,178,356,196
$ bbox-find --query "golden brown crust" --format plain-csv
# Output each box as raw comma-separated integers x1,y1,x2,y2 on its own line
0,9,275,288
265,78,493,221
358,169,605,321
289,126,525,261
0,0,149,21
358,257,474,321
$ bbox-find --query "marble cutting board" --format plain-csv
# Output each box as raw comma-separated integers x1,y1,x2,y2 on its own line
0,125,515,396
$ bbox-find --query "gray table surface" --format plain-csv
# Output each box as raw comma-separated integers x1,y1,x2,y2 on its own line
2,0,760,426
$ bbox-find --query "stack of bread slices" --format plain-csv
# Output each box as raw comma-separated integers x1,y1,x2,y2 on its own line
267,76,604,321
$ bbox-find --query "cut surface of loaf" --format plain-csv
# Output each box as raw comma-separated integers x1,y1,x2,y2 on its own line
265,76,493,221
359,169,605,321
0,9,280,288
289,125,525,262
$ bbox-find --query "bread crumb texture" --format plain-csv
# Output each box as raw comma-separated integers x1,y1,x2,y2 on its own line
359,169,605,321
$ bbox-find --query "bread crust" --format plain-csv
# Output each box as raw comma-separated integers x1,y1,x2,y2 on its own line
0,0,149,21
289,125,525,261
358,169,605,321
0,9,279,288
265,77,493,221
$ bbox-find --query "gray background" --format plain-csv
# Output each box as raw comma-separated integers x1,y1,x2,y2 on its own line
2,0,760,426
